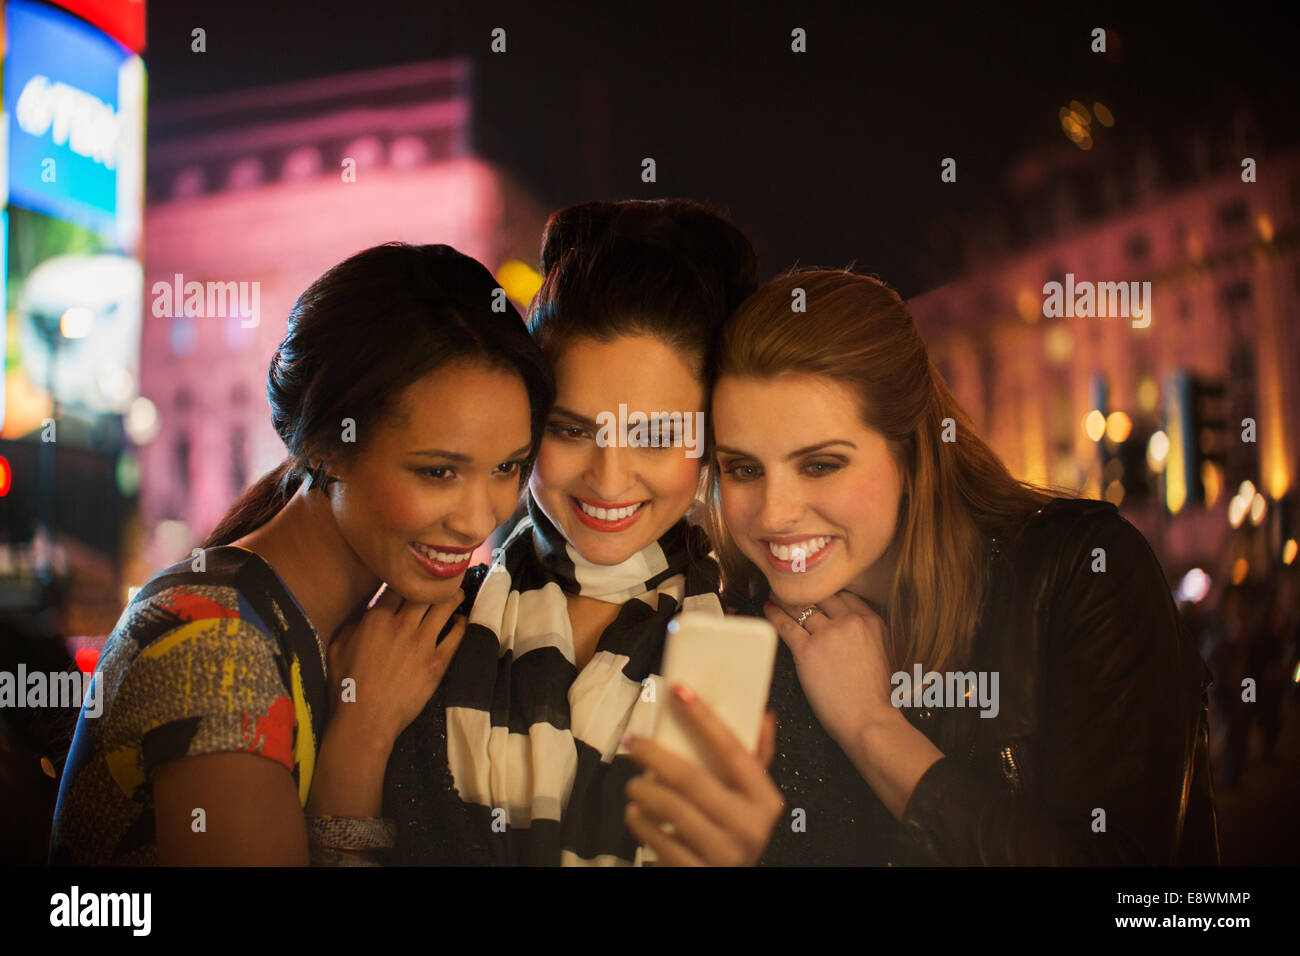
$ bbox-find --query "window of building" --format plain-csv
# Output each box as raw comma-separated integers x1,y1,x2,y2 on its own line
1051,377,1073,456
223,316,255,352
1220,280,1253,308
174,433,191,494
226,157,265,190
341,135,385,172
1217,198,1248,231
171,166,206,200
1075,171,1104,221
281,146,323,181
169,314,198,357
230,427,247,495
389,135,429,169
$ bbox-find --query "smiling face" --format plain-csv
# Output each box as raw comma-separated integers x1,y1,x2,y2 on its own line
712,373,906,608
327,358,534,604
529,334,705,566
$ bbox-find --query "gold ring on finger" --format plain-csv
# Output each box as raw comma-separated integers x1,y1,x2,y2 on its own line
795,605,825,627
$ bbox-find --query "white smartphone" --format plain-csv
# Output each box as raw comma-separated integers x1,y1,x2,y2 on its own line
650,612,778,775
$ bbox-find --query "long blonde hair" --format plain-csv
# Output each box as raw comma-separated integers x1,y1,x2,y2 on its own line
707,270,1066,674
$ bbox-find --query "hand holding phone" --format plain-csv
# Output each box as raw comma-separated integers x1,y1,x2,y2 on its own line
649,612,778,776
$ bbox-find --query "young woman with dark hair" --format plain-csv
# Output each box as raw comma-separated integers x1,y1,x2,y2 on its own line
385,199,786,866
706,269,1219,865
50,243,554,865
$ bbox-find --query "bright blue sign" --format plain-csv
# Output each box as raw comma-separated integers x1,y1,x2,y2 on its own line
4,0,136,239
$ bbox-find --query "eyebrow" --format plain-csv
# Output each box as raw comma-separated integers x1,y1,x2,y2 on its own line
410,443,533,462
549,405,599,429
715,439,858,460
552,407,693,425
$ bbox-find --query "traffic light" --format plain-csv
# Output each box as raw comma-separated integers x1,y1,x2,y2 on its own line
1094,413,1151,506
1164,371,1229,512
1119,424,1153,503
1088,375,1151,506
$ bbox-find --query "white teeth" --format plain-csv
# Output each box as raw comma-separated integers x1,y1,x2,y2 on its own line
768,536,832,562
413,543,472,564
578,500,645,521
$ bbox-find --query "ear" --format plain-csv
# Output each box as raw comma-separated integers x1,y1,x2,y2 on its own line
307,459,337,492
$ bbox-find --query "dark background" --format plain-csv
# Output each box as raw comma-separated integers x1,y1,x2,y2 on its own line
146,0,1300,297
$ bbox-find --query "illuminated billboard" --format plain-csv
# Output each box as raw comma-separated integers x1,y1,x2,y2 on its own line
48,0,146,53
1,211,7,431
4,0,144,251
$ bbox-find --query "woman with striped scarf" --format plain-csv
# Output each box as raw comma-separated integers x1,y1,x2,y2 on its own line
379,199,785,866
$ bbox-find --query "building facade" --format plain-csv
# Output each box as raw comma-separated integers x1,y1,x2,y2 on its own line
138,61,550,572
907,140,1299,577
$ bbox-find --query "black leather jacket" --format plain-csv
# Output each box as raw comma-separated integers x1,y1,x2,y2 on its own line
762,497,1219,866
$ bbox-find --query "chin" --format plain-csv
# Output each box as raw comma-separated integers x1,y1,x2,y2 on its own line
391,575,462,604
760,565,848,608
570,535,639,567
769,582,829,608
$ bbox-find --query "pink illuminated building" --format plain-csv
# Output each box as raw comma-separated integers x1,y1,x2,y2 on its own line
137,61,549,571
906,131,1299,574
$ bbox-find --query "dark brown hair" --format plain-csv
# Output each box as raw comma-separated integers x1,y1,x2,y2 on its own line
527,198,759,383
203,243,555,547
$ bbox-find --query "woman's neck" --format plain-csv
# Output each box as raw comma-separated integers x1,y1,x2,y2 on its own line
844,531,900,615
232,486,379,644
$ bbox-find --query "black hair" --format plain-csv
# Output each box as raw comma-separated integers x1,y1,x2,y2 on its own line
203,242,555,548
527,198,759,380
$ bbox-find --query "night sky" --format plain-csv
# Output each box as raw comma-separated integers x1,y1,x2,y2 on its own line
145,1,1297,298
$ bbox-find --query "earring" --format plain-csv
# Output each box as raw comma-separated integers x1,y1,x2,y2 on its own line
309,461,334,492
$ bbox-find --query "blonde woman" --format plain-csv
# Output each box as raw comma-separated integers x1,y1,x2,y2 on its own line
706,270,1219,866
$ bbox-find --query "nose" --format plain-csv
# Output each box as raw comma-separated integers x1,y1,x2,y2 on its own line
755,471,806,533
585,444,637,501
442,475,499,544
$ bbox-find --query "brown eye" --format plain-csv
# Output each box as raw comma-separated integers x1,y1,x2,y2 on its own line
803,460,842,477
546,422,588,441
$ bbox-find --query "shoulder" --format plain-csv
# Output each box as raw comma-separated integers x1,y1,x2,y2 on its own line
118,547,289,655
1012,496,1122,540
139,545,266,593
1003,497,1150,578
95,550,312,779
1004,498,1178,649
99,548,300,721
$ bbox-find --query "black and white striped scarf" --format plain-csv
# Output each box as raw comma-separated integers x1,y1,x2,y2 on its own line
440,494,722,865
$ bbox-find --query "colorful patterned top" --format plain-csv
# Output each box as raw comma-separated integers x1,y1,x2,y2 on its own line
49,546,329,865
